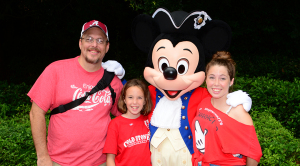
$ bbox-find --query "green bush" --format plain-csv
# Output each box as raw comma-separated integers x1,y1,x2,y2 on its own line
0,81,32,118
234,76,300,138
252,108,300,165
0,114,36,165
235,53,300,82
1,77,300,165
1,108,299,165
0,111,50,165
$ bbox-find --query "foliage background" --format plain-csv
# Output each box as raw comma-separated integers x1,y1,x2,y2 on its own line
1,0,300,84
0,0,299,165
1,78,300,165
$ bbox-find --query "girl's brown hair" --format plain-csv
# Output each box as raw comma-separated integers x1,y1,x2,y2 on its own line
206,51,236,91
117,79,152,116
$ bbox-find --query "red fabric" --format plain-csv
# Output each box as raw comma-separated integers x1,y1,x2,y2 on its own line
103,115,151,166
147,85,157,123
191,97,262,166
28,56,122,166
187,87,211,127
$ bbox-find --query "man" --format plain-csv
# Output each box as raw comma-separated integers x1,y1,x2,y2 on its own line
28,20,124,166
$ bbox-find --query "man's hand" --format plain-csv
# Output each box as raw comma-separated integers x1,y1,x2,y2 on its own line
102,60,125,79
226,90,252,112
37,155,52,166
30,102,52,166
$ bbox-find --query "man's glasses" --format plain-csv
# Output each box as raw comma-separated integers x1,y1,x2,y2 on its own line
81,36,107,44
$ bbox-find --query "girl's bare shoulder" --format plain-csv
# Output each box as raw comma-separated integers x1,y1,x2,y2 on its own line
229,105,253,126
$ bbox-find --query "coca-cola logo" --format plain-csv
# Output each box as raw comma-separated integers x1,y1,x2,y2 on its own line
70,84,112,111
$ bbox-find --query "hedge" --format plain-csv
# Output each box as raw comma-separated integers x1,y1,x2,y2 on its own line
251,108,300,165
0,114,36,165
0,81,32,118
0,76,299,165
1,106,299,165
234,76,300,138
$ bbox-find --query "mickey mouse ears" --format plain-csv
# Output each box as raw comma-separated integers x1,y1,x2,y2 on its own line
132,7,232,56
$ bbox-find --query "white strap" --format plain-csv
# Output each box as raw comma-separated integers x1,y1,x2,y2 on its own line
226,106,233,114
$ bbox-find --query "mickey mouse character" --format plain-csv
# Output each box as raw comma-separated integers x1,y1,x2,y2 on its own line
131,8,251,166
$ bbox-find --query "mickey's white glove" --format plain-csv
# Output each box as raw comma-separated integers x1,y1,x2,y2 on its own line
226,90,252,112
195,120,207,154
102,60,125,79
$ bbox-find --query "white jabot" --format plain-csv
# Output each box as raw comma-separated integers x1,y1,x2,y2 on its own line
151,96,182,129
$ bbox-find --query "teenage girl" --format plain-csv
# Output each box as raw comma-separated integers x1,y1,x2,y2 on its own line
103,79,152,166
191,51,262,166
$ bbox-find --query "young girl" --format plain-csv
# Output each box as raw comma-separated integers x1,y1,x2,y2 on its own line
191,51,262,166
103,79,152,166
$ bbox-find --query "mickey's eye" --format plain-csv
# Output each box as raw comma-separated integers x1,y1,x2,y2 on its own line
158,57,169,73
177,59,189,75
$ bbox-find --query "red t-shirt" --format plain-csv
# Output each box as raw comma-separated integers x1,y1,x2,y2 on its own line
191,97,262,166
103,115,151,166
28,56,122,166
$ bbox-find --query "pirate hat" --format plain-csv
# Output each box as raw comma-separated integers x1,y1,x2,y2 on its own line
132,7,232,58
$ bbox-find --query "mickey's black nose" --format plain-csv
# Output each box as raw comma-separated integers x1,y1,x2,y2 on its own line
163,67,177,80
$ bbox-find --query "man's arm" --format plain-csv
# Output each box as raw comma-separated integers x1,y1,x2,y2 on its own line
106,153,116,166
29,102,52,166
246,157,259,166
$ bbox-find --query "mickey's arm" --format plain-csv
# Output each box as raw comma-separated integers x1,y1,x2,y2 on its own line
226,90,252,112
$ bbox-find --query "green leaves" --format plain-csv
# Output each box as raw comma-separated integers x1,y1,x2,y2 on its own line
0,81,32,118
0,76,300,165
0,114,37,165
232,76,300,165
234,76,300,138
125,0,184,14
251,110,300,165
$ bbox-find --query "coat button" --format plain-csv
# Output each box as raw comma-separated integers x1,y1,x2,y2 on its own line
167,129,170,131
158,95,161,98
185,126,188,130
188,135,191,139
182,116,186,120
184,97,188,100
157,159,161,163
183,160,186,164
181,106,185,109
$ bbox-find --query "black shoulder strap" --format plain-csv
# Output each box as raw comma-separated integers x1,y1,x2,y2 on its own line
50,70,116,119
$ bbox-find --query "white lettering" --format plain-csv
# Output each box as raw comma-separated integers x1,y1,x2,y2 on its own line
144,119,149,129
204,108,223,125
73,88,86,100
123,133,150,148
70,83,112,112
83,83,93,90
91,21,99,26
135,135,141,141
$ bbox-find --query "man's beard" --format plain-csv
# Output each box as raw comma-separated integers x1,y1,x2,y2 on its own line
85,56,100,64
85,47,101,64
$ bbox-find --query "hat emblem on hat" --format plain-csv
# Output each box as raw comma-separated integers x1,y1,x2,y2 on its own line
91,21,99,26
198,17,203,24
193,11,211,29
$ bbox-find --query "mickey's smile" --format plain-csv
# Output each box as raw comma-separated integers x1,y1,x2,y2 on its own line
164,90,182,98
